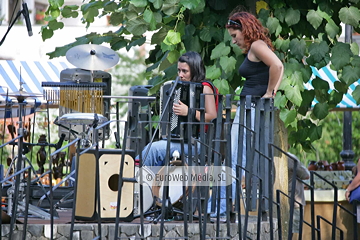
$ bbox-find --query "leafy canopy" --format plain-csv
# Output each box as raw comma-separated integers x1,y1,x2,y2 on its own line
41,0,360,153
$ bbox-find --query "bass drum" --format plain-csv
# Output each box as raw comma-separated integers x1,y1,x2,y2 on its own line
133,165,154,216
152,160,196,210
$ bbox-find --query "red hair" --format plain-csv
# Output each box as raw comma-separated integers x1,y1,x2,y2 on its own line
226,12,274,54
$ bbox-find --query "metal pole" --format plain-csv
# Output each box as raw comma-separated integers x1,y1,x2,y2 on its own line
340,24,356,170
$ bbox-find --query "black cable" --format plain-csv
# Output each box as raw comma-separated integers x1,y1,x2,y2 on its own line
0,0,30,46
8,0,21,27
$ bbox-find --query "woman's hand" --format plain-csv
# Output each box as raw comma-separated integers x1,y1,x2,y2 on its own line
262,92,274,98
262,89,277,99
345,189,351,202
173,100,188,116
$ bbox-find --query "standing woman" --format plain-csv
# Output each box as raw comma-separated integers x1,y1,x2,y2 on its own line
229,10,284,174
209,10,284,218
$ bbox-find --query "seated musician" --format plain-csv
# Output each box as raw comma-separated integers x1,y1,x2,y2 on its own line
136,51,217,167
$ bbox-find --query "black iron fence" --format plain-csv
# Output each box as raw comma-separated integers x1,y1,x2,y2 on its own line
0,92,359,240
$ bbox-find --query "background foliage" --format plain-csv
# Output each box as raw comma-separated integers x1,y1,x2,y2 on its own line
294,111,360,164
40,0,360,163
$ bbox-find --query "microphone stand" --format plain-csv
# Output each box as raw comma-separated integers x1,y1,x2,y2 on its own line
0,4,29,46
137,77,182,222
142,76,181,162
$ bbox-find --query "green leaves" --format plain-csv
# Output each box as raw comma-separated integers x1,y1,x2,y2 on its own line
341,65,360,85
283,83,302,107
206,65,221,80
143,9,157,30
331,42,352,70
213,79,229,94
289,39,306,61
81,1,103,23
308,41,329,63
162,0,180,15
307,10,323,29
48,19,64,30
339,6,360,27
266,17,281,36
210,42,230,60
151,27,169,44
163,30,181,45
48,0,64,8
285,8,300,26
313,102,329,120
131,0,148,8
219,56,236,74
41,27,54,41
352,85,360,105
62,5,79,18
274,38,290,52
325,19,340,40
126,18,148,36
180,0,200,10
279,108,297,127
312,77,329,91
150,0,163,9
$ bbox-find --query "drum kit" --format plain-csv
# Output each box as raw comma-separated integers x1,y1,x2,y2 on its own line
1,43,195,222
1,44,120,221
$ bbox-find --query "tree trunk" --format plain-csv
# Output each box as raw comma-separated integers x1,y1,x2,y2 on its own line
273,110,289,240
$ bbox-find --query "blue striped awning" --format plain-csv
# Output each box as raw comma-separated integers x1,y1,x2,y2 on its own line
305,66,360,109
0,60,71,117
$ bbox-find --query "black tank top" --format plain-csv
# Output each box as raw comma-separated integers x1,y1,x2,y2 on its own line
238,56,269,96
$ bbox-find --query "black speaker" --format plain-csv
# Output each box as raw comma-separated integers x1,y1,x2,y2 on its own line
126,85,154,152
74,149,135,222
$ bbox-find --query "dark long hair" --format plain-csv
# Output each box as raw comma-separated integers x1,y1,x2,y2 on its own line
178,51,205,83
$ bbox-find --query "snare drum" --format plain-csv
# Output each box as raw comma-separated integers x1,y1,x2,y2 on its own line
152,160,196,210
133,165,154,215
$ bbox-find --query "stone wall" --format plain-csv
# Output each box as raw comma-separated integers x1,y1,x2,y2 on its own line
1,222,278,239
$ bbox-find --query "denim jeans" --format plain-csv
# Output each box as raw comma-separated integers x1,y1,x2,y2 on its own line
207,105,255,215
137,139,196,167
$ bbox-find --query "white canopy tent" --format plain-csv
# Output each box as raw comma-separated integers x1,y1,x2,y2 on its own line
0,60,72,118
305,66,360,109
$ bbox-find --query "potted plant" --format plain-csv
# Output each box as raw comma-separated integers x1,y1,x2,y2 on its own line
35,10,45,24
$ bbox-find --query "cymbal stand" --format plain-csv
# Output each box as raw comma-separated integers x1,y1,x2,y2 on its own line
40,115,101,210
5,99,57,220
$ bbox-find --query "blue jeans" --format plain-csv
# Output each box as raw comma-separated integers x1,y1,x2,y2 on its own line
207,105,255,215
137,140,196,167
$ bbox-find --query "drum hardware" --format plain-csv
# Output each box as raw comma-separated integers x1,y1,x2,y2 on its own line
133,165,155,216
0,87,61,223
4,135,67,220
138,151,200,223
152,160,197,211
57,112,108,148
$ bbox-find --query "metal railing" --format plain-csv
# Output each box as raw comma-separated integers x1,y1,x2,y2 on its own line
1,92,359,240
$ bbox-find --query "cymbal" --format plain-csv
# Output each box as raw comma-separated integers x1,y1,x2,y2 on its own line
2,90,43,101
66,44,119,71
